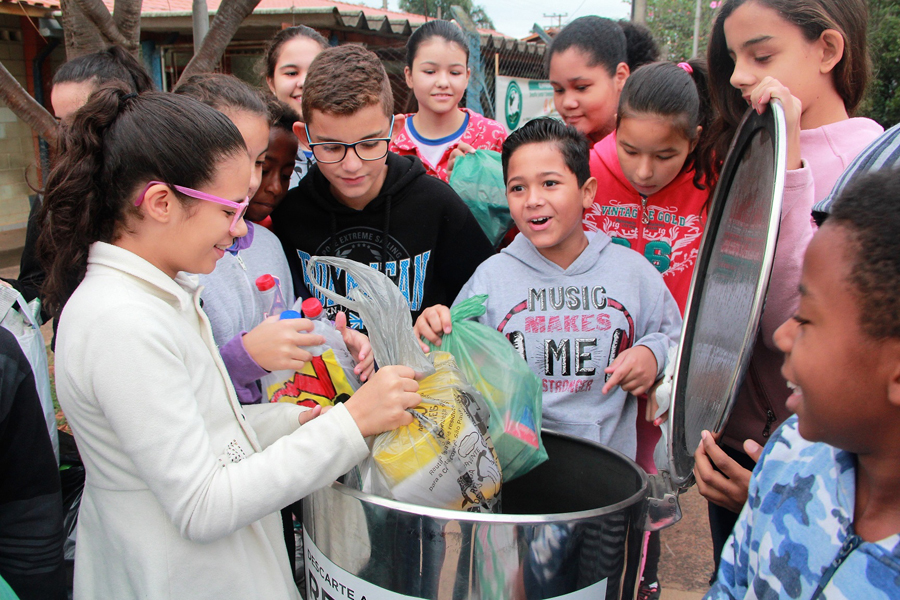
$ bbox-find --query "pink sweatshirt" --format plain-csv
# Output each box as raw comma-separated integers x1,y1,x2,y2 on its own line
723,117,883,450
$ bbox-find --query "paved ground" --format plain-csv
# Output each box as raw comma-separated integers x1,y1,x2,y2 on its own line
0,230,714,599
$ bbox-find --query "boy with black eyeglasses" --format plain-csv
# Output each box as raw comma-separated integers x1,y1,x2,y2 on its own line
272,45,493,329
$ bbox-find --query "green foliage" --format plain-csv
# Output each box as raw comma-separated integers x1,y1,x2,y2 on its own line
399,0,495,30
641,0,718,61
860,0,900,127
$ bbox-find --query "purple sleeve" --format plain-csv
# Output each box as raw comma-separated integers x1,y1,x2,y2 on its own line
219,333,269,405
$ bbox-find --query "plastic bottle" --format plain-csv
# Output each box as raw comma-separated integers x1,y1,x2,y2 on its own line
301,298,361,390
261,310,305,395
255,274,286,318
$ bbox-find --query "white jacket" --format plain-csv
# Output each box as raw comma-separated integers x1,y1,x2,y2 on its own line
56,242,369,600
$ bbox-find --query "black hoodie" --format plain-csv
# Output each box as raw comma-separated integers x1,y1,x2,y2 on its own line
272,152,493,327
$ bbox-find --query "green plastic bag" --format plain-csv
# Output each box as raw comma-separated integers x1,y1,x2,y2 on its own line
427,295,548,481
448,150,513,247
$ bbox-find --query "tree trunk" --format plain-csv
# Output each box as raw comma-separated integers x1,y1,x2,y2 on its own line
0,62,57,146
114,0,144,53
72,0,139,50
60,0,107,59
175,0,262,85
632,0,647,24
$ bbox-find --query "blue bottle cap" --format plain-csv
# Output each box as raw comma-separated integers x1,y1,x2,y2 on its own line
279,310,302,320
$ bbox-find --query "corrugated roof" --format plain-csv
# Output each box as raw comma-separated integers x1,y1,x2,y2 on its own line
6,0,536,50
1,0,60,9
96,0,508,37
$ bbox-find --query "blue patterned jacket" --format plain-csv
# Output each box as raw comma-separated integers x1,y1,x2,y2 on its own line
706,415,900,599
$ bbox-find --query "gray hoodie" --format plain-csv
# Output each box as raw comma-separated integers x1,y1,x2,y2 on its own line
455,231,681,459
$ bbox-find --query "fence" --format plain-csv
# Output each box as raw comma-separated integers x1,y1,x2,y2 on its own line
476,39,547,120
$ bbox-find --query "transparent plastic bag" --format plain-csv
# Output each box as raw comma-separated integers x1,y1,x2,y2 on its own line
306,257,501,511
448,150,513,247
364,351,501,511
427,295,548,481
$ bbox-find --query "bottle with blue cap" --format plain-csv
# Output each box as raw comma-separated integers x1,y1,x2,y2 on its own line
259,301,361,405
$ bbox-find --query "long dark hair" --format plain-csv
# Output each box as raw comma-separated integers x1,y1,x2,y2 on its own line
174,73,268,120
706,0,870,170
37,87,246,315
406,20,469,68
52,45,154,93
545,16,659,75
618,59,714,190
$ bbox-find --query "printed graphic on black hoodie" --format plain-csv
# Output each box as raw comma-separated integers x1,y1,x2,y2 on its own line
272,152,493,331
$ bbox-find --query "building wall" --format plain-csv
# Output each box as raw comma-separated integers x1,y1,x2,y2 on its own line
0,13,63,231
0,13,35,231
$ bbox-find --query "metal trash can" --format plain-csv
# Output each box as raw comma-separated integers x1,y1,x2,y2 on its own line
304,430,649,600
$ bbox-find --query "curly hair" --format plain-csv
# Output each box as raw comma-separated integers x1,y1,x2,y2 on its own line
828,168,900,340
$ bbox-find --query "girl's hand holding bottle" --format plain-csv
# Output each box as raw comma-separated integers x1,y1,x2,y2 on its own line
241,316,324,373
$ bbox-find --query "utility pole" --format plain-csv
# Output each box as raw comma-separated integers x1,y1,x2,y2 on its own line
691,0,702,57
192,0,209,54
631,0,646,24
543,13,567,28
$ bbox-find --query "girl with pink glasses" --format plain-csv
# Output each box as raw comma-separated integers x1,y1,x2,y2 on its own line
38,87,421,600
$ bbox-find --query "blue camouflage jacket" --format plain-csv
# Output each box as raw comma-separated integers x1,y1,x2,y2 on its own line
706,415,900,600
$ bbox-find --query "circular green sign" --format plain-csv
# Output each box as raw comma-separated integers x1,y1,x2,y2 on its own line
505,80,522,130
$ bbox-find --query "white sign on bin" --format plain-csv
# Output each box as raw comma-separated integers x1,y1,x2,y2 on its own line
495,75,561,133
304,531,607,599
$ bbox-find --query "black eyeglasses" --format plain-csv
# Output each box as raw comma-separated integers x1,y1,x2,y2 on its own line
305,116,395,164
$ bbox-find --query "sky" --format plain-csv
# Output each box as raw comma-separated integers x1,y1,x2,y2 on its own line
358,0,633,39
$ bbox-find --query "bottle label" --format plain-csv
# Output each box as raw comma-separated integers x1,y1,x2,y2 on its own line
263,349,357,406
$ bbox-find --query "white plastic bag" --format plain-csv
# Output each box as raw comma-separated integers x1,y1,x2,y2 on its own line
0,286,58,461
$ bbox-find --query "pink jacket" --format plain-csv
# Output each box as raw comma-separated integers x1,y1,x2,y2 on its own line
389,108,507,182
723,117,884,449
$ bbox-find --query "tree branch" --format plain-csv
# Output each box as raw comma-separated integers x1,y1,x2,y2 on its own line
113,0,143,54
60,0,107,59
71,0,137,50
175,0,263,86
0,61,58,146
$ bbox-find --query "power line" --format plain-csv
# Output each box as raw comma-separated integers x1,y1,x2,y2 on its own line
543,12,567,28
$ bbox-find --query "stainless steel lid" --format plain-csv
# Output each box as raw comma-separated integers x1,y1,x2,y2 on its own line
667,103,787,487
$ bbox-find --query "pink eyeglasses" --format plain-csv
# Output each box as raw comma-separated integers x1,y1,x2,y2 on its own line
135,181,250,233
